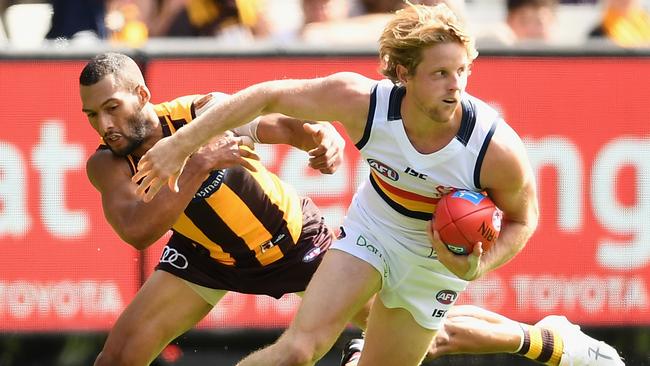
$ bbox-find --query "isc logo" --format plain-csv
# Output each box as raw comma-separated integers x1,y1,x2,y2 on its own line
436,290,458,305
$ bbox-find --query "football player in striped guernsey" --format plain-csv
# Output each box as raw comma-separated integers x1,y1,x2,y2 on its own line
80,52,358,366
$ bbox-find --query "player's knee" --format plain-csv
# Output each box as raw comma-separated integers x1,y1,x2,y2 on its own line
278,338,319,365
275,332,333,365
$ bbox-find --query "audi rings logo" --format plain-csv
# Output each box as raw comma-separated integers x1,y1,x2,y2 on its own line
160,246,189,269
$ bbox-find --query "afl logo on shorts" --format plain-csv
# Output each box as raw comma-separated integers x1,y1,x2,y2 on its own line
436,290,458,305
302,246,322,263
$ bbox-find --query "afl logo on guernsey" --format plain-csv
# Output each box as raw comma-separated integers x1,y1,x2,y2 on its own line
193,170,225,200
367,159,399,181
436,290,458,305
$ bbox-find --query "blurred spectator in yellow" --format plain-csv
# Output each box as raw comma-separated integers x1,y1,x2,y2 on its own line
2,0,150,47
147,0,269,42
589,0,650,47
106,1,149,47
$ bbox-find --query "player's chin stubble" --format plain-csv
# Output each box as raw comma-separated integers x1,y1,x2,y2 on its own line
109,112,150,157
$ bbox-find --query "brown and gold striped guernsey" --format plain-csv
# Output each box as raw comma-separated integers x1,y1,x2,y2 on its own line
104,95,304,268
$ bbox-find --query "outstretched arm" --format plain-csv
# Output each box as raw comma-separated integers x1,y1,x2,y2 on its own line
237,114,345,174
427,305,522,359
132,72,374,201
427,305,624,365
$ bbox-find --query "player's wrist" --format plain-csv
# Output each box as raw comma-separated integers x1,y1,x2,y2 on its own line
185,154,212,177
463,263,482,281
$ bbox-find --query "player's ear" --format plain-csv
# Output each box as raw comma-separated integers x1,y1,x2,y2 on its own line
396,64,410,85
135,84,151,106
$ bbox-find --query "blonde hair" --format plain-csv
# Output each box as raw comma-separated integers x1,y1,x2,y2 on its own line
379,2,478,84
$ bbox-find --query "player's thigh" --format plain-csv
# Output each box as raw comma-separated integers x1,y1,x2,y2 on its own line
104,270,217,358
286,249,381,348
359,298,437,366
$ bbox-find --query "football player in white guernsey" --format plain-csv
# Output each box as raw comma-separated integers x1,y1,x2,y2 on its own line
133,3,539,366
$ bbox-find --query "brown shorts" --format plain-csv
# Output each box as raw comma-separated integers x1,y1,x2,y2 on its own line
155,198,332,299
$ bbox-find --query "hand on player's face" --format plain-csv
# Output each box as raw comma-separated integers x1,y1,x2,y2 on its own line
427,221,483,281
304,123,345,174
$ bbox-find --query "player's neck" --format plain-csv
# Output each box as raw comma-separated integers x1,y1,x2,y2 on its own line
401,105,462,154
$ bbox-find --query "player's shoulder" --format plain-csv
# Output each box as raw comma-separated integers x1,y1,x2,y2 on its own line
462,93,500,120
86,148,133,188
192,92,231,117
153,94,204,119
481,121,530,190
87,147,119,167
460,93,522,147
492,119,525,152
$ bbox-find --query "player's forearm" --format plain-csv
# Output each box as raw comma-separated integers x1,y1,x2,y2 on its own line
254,115,308,150
174,82,278,158
267,119,335,151
479,219,535,276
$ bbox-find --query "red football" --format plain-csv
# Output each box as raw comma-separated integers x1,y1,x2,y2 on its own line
433,190,502,255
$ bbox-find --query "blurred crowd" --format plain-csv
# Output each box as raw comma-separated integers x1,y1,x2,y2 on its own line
0,0,649,49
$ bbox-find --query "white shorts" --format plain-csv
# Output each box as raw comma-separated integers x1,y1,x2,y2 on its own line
331,218,468,330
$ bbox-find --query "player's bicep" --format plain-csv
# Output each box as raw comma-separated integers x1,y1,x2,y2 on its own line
488,178,537,227
269,73,373,130
86,152,139,229
481,127,538,225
